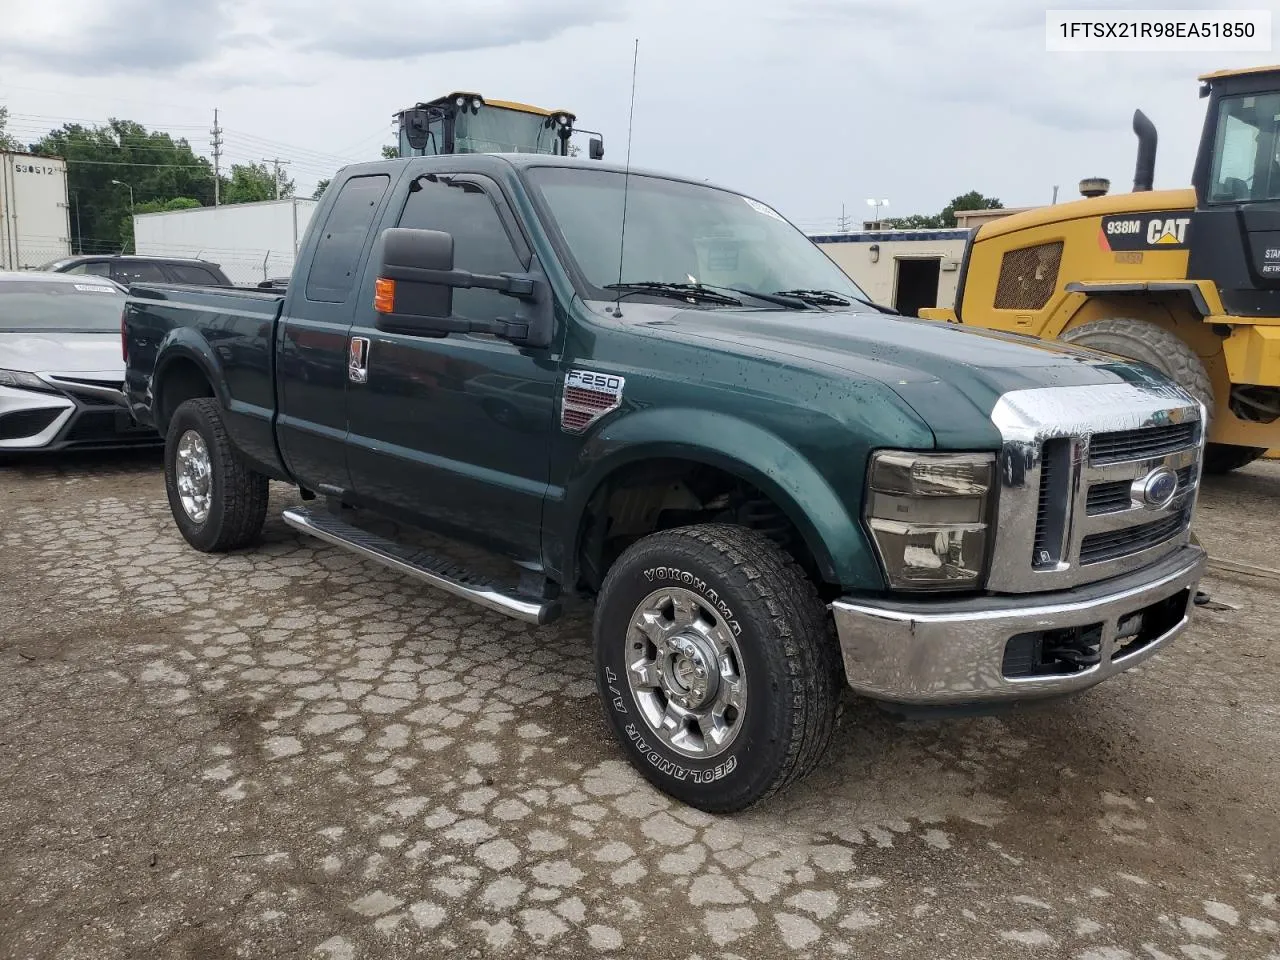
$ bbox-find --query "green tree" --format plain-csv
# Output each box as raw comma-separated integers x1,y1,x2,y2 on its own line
381,144,399,159
884,190,1003,230
29,119,217,252
312,178,330,199
939,190,1002,227
221,162,294,203
0,106,20,151
135,197,202,214
885,213,944,229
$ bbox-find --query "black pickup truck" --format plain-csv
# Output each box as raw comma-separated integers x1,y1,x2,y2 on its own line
123,154,1207,811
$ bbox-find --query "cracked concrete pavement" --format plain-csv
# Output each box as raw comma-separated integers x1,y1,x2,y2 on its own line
0,451,1277,959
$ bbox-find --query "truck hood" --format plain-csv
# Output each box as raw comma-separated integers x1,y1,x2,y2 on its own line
0,331,124,378
609,303,1174,447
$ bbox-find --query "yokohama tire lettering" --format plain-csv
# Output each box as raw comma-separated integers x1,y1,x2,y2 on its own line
642,566,742,635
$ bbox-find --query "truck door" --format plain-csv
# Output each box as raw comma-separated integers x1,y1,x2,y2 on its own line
276,173,392,494
344,172,558,562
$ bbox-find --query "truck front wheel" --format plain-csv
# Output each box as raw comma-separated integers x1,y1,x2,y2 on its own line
1059,317,1262,473
593,524,841,813
164,398,269,552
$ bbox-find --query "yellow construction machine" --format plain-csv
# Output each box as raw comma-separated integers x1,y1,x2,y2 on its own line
393,92,603,160
922,65,1280,473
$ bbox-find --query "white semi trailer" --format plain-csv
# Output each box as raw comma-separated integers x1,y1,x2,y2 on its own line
0,151,71,271
133,198,318,285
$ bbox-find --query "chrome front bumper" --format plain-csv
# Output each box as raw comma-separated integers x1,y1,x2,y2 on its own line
831,545,1206,706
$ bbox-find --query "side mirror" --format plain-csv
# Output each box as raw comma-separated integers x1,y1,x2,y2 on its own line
376,227,455,325
373,227,555,348
403,108,431,151
589,136,604,161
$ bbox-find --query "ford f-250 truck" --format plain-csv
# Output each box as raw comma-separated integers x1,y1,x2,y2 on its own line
123,154,1208,812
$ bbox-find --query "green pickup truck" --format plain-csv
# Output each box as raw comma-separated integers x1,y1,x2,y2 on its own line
123,154,1208,812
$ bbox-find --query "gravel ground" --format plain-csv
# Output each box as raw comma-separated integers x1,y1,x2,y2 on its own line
0,451,1277,960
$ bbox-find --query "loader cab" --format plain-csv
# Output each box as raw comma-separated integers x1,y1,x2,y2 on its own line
395,93,603,160
1188,65,1280,317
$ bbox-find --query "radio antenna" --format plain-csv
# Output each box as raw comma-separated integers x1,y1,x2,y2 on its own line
612,38,640,319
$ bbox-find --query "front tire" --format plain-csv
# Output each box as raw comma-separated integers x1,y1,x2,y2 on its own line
593,524,841,813
1059,318,1266,474
164,398,268,552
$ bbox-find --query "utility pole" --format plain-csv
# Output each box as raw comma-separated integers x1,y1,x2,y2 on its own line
262,157,291,200
211,109,223,206
837,203,850,233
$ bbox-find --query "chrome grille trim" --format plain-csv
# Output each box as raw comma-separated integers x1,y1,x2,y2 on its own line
1089,422,1199,465
988,382,1205,593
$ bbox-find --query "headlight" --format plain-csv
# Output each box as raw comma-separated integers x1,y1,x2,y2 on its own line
865,451,995,590
0,369,54,392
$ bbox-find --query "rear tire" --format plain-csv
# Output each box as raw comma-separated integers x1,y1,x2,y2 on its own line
164,398,268,552
593,523,841,813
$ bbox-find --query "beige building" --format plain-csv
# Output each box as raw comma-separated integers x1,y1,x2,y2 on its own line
813,229,969,315
812,207,1029,315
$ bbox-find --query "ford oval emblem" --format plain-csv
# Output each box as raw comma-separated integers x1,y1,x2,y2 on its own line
1141,467,1178,509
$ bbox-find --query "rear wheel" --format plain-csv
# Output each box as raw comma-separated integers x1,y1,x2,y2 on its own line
1059,317,1263,473
593,523,841,813
164,398,268,552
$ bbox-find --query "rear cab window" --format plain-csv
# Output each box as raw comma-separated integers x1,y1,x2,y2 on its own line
306,175,392,303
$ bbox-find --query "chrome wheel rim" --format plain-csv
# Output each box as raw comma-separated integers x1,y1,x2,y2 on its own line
625,586,747,759
175,430,212,524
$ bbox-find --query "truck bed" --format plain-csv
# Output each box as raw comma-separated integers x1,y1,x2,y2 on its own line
123,282,286,477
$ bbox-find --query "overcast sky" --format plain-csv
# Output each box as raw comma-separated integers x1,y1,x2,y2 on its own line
0,0,1271,231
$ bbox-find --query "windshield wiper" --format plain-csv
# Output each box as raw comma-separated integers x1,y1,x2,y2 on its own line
770,288,854,307
605,282,742,306
773,289,900,314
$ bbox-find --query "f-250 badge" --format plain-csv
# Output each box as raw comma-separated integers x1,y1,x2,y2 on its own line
1099,213,1192,251
561,369,625,433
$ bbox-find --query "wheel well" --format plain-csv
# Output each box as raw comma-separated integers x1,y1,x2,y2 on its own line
156,358,215,430
574,459,827,599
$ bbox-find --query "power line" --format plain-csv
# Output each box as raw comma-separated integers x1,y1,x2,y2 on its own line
63,158,213,169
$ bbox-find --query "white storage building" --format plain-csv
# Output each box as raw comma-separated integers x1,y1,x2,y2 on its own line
133,198,318,285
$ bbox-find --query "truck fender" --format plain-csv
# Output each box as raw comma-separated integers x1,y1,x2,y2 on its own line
558,407,881,589
150,328,231,430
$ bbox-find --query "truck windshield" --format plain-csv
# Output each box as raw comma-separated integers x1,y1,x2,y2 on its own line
454,107,559,155
1207,91,1280,203
525,167,872,308
0,281,124,332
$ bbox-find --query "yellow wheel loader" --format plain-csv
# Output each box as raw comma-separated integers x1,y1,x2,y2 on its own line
921,65,1280,473
393,92,603,160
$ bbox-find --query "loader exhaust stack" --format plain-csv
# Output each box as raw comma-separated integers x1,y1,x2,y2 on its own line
1132,109,1157,192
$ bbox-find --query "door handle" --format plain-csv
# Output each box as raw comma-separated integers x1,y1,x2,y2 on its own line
348,336,370,384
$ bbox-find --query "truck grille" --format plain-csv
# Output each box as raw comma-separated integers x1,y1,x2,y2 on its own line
1086,465,1195,516
1089,422,1198,465
1079,509,1191,565
988,382,1203,593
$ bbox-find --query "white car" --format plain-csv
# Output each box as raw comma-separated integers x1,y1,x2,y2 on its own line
0,271,160,452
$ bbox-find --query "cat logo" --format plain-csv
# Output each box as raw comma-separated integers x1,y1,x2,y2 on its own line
1099,212,1193,251
1147,217,1191,245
